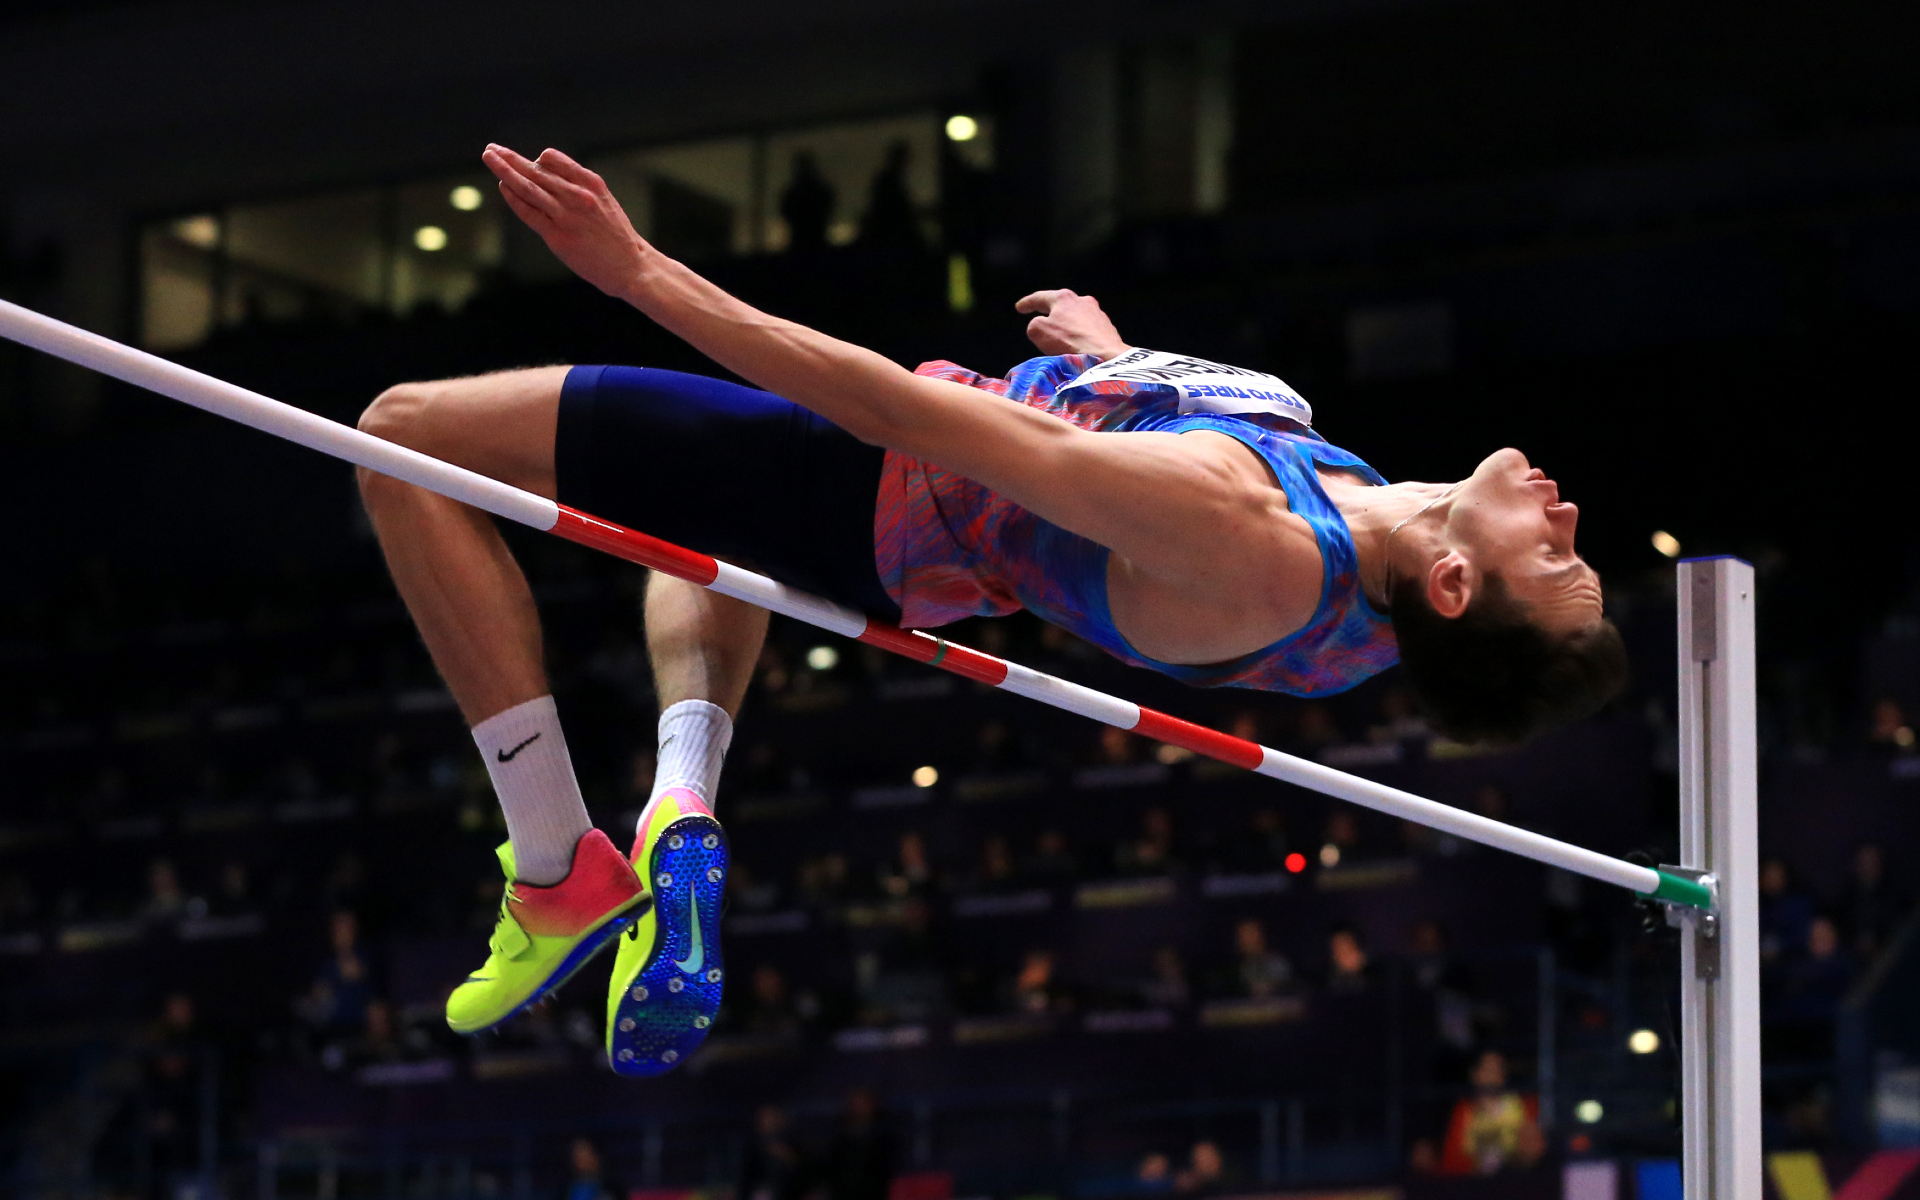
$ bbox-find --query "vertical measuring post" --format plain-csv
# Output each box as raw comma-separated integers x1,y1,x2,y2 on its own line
1675,557,1761,1200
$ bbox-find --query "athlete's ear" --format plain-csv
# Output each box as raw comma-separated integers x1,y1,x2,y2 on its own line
1425,551,1474,619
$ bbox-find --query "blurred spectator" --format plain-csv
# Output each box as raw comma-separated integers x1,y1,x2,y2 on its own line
1369,686,1430,744
210,861,254,915
0,872,39,933
1327,924,1372,994
1005,949,1071,1015
741,964,805,1036
1175,1140,1229,1196
967,834,1018,893
1292,704,1341,754
799,853,853,908
858,141,922,251
1231,918,1294,999
754,646,793,697
1319,810,1366,867
142,993,203,1185
1024,829,1080,885
565,1137,617,1200
1117,806,1182,876
1140,944,1192,1009
861,898,949,1024
346,999,406,1068
142,858,188,925
1868,698,1916,753
1760,857,1815,964
970,719,1027,774
1768,915,1855,1061
1221,807,1290,873
822,1089,896,1200
1438,1051,1545,1175
1093,725,1143,767
738,1105,808,1200
728,860,784,914
878,831,936,899
1841,842,1909,957
296,910,373,1037
1137,1152,1173,1190
1408,921,1478,1083
780,152,835,252
1473,784,1511,824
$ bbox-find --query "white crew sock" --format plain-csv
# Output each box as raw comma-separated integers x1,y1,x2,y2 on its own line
472,696,594,886
640,700,733,830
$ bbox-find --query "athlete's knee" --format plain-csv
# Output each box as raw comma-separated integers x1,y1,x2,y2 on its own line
355,383,437,501
358,381,434,446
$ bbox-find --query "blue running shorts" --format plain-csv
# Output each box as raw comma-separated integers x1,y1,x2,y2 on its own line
554,365,901,622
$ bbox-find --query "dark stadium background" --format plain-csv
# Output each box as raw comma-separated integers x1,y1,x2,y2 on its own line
3,4,1919,1200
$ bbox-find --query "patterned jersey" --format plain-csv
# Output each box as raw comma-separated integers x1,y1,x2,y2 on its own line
872,354,1401,696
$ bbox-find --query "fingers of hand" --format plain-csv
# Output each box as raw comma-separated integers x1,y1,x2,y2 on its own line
495,182,549,230
1015,288,1075,315
537,148,603,192
484,146,563,217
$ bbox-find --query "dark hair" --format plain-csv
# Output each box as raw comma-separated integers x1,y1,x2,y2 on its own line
1388,572,1627,747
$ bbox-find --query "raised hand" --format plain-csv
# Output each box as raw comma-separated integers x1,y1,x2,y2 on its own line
482,144,654,300
1013,289,1129,361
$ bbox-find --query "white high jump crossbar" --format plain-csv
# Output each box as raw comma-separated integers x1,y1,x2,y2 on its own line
0,295,1719,916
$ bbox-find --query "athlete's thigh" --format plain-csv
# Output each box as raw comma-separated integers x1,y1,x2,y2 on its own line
365,366,569,499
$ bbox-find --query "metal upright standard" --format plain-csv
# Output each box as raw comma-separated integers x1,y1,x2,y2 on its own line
1672,557,1762,1200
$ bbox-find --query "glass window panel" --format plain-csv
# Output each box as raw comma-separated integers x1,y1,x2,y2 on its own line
390,175,506,314
139,221,217,349
224,190,386,307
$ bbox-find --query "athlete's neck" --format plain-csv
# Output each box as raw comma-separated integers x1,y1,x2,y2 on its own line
1319,472,1458,608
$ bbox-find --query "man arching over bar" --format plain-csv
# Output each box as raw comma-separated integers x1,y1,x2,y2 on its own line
354,144,1627,1076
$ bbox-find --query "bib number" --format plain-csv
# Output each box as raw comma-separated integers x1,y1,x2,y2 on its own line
1061,348,1313,427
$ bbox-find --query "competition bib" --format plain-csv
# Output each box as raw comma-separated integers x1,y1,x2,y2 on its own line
1060,347,1313,427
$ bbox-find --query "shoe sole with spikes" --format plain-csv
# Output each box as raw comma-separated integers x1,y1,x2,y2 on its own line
606,814,728,1076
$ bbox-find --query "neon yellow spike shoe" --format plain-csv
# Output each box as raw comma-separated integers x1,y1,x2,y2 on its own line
446,829,649,1035
605,788,728,1076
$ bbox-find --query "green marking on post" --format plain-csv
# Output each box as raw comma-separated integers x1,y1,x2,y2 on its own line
1641,870,1715,911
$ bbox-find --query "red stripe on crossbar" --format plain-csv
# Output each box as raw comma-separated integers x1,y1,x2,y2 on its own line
1133,707,1266,771
551,507,721,586
857,624,1011,687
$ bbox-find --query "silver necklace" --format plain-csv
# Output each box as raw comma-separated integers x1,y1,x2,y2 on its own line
1377,480,1463,607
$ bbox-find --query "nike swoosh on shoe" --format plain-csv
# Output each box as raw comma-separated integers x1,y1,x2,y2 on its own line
672,888,704,974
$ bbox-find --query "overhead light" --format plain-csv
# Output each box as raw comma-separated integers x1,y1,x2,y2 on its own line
1318,843,1341,868
912,766,939,788
1284,852,1307,874
172,215,220,249
806,645,839,671
414,225,449,252
1574,1099,1604,1124
449,185,484,211
945,114,980,143
1651,530,1681,558
1628,1028,1660,1055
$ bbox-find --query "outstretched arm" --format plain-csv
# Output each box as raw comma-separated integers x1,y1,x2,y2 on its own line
482,145,1283,582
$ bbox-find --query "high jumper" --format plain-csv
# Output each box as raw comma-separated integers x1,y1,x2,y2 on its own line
342,144,1631,1075
0,141,1635,1079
